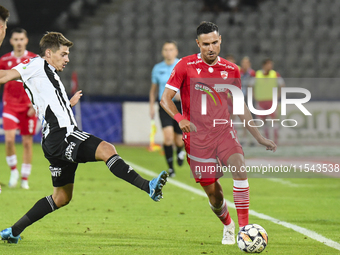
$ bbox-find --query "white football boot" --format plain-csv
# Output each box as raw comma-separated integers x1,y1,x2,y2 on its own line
21,180,29,190
222,219,236,245
8,170,19,188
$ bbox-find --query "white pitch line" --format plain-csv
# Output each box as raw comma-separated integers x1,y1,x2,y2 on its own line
266,178,301,187
126,160,340,252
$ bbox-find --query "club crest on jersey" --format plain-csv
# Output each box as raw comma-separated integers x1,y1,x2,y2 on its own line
220,71,228,80
22,59,30,64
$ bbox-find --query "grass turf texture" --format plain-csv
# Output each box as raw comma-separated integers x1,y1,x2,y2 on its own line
0,144,339,254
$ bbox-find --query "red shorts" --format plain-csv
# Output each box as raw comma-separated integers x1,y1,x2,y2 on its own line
184,127,244,187
2,106,38,135
256,101,277,119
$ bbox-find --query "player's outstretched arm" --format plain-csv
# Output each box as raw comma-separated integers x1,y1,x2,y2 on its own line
237,101,277,152
160,87,196,133
0,69,21,85
70,90,82,107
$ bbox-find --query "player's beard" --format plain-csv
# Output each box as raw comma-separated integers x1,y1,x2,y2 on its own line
205,51,217,63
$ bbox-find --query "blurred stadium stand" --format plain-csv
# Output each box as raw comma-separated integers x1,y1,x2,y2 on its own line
0,0,339,100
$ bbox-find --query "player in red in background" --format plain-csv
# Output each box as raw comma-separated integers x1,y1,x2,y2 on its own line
0,5,9,195
0,28,38,189
161,22,276,245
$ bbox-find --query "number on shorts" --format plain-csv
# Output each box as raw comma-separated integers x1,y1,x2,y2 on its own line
28,119,34,134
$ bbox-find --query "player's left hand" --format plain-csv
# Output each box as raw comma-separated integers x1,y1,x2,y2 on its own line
27,105,36,117
70,90,83,107
258,137,277,152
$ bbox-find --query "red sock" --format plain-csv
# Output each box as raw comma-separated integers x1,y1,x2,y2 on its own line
233,179,249,228
209,199,232,225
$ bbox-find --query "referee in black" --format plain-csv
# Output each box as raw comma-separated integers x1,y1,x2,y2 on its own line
0,31,168,244
149,41,185,177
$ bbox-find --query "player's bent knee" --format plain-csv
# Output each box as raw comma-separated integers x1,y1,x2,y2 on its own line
95,141,117,162
54,193,72,208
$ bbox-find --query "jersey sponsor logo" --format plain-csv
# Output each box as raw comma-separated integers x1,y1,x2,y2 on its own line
49,166,62,177
196,68,201,74
218,62,235,70
220,71,228,80
195,82,222,106
187,59,202,65
65,141,76,162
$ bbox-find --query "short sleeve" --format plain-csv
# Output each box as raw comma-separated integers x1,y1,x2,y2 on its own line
151,65,158,85
13,58,39,83
165,59,186,92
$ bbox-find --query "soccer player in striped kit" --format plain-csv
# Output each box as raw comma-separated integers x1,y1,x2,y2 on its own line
0,31,167,243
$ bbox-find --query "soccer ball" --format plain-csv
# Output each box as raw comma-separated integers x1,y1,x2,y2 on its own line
237,224,268,253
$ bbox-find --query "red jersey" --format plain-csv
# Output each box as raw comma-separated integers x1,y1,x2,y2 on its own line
166,53,241,146
0,50,37,111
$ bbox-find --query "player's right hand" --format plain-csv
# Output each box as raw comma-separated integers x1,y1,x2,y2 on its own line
258,137,277,152
179,119,197,133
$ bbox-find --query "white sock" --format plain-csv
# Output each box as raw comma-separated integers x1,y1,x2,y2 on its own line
21,163,32,179
6,155,18,171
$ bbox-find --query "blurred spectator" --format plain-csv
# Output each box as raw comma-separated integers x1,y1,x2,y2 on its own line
250,58,285,145
240,56,255,99
240,56,256,146
225,54,237,64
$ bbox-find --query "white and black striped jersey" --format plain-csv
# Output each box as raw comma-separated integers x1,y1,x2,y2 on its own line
13,56,77,139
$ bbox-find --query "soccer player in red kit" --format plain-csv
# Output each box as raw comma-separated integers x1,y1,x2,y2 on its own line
0,28,38,189
0,5,9,195
161,22,276,245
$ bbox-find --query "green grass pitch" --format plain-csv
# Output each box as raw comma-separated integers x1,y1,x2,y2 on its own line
0,144,339,254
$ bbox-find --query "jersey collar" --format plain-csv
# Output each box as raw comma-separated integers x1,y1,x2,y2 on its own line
10,50,28,58
48,63,56,72
197,53,220,66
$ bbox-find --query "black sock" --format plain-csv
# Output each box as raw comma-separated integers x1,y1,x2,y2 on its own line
163,145,173,170
106,155,150,193
176,145,184,156
12,195,58,236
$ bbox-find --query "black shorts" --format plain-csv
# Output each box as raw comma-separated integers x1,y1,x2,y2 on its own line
158,101,182,135
42,128,103,187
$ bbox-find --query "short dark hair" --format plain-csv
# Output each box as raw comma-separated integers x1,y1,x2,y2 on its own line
262,58,272,66
0,5,9,22
39,32,73,57
163,40,178,48
11,28,27,37
197,21,219,37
